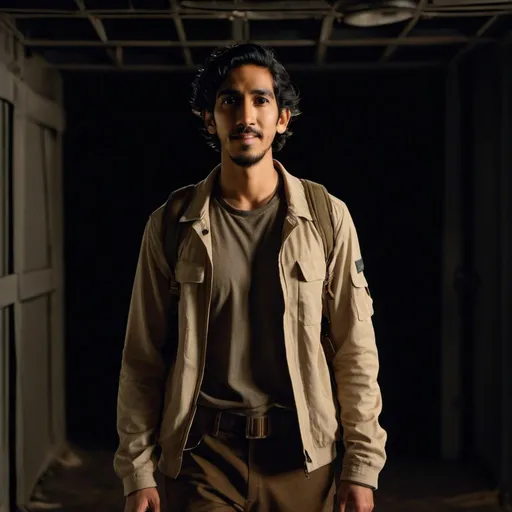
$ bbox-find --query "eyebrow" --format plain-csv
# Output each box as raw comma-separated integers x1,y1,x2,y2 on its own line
217,88,275,99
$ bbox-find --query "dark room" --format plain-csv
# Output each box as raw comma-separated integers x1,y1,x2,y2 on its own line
0,1,511,511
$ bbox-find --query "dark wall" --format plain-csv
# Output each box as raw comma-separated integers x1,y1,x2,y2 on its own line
457,43,512,489
61,68,446,458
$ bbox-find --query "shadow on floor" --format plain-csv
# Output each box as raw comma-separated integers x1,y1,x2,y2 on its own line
25,445,503,512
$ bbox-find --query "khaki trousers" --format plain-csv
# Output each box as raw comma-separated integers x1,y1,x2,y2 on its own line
165,413,336,512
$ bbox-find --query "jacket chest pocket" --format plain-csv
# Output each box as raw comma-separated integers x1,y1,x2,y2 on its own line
175,260,205,285
297,258,325,326
175,259,205,322
173,259,206,365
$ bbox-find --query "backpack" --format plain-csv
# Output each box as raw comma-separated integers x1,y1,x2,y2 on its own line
161,179,337,359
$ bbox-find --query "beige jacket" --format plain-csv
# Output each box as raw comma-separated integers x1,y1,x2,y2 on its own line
114,161,387,496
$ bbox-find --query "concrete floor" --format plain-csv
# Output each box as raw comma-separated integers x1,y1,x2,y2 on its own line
25,445,504,512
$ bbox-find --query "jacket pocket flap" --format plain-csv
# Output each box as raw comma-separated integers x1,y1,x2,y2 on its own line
297,258,325,282
350,265,368,288
175,260,205,283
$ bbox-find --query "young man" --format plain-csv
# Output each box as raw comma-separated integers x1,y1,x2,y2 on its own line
114,44,387,512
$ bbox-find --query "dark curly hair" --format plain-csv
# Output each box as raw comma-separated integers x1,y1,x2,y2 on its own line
190,43,301,152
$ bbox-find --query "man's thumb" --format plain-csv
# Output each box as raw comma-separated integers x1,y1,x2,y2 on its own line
149,494,161,512
133,500,144,512
336,486,348,512
135,499,149,512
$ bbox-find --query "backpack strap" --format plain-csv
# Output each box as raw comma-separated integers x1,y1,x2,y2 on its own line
301,179,337,362
161,184,196,297
301,179,335,293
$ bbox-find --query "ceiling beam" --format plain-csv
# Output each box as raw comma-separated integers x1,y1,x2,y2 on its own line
2,12,327,20
450,14,501,64
317,0,342,64
74,0,122,67
169,0,193,67
23,35,495,49
0,9,331,20
5,9,511,21
50,61,443,72
328,35,493,46
380,0,428,62
232,16,249,42
231,0,249,43
317,13,335,64
24,39,314,48
0,5,330,15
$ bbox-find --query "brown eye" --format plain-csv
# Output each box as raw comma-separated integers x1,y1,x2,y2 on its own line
255,97,269,105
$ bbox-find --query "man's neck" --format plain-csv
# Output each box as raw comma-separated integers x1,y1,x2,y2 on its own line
218,152,279,211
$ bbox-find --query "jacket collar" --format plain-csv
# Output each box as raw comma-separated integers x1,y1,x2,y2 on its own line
179,159,312,223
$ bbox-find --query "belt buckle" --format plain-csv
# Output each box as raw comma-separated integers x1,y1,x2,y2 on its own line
245,415,269,439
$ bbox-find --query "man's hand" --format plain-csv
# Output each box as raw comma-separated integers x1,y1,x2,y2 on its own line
124,487,160,512
336,481,374,512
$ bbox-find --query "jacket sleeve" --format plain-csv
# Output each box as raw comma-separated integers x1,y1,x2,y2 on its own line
325,197,387,490
113,210,173,496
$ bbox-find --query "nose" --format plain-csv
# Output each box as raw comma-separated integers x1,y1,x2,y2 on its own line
236,97,256,127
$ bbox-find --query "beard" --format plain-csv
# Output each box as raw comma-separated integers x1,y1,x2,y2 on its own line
228,141,272,168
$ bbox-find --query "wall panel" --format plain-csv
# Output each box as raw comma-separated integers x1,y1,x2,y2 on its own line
0,19,66,507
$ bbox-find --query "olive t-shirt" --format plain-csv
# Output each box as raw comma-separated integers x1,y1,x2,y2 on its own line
198,177,295,416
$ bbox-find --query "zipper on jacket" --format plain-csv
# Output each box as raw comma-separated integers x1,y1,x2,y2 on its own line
279,217,312,482
177,231,213,465
178,322,211,461
304,450,312,479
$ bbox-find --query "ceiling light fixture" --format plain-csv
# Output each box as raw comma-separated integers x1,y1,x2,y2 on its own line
328,0,417,26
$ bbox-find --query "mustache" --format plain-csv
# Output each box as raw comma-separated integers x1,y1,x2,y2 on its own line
230,127,262,139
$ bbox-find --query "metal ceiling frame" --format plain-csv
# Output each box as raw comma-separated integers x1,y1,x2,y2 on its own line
169,0,194,66
74,0,122,66
1,2,511,72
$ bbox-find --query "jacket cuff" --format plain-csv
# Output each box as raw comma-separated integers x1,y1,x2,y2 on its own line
123,471,157,497
340,464,379,490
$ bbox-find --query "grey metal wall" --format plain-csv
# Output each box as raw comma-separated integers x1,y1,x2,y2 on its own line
0,18,66,509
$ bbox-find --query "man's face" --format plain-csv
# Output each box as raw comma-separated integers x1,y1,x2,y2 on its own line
204,64,290,167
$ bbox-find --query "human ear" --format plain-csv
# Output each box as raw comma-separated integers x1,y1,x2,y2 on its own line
204,111,217,134
276,108,291,134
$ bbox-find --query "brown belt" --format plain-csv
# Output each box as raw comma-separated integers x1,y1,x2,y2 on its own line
193,405,299,440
